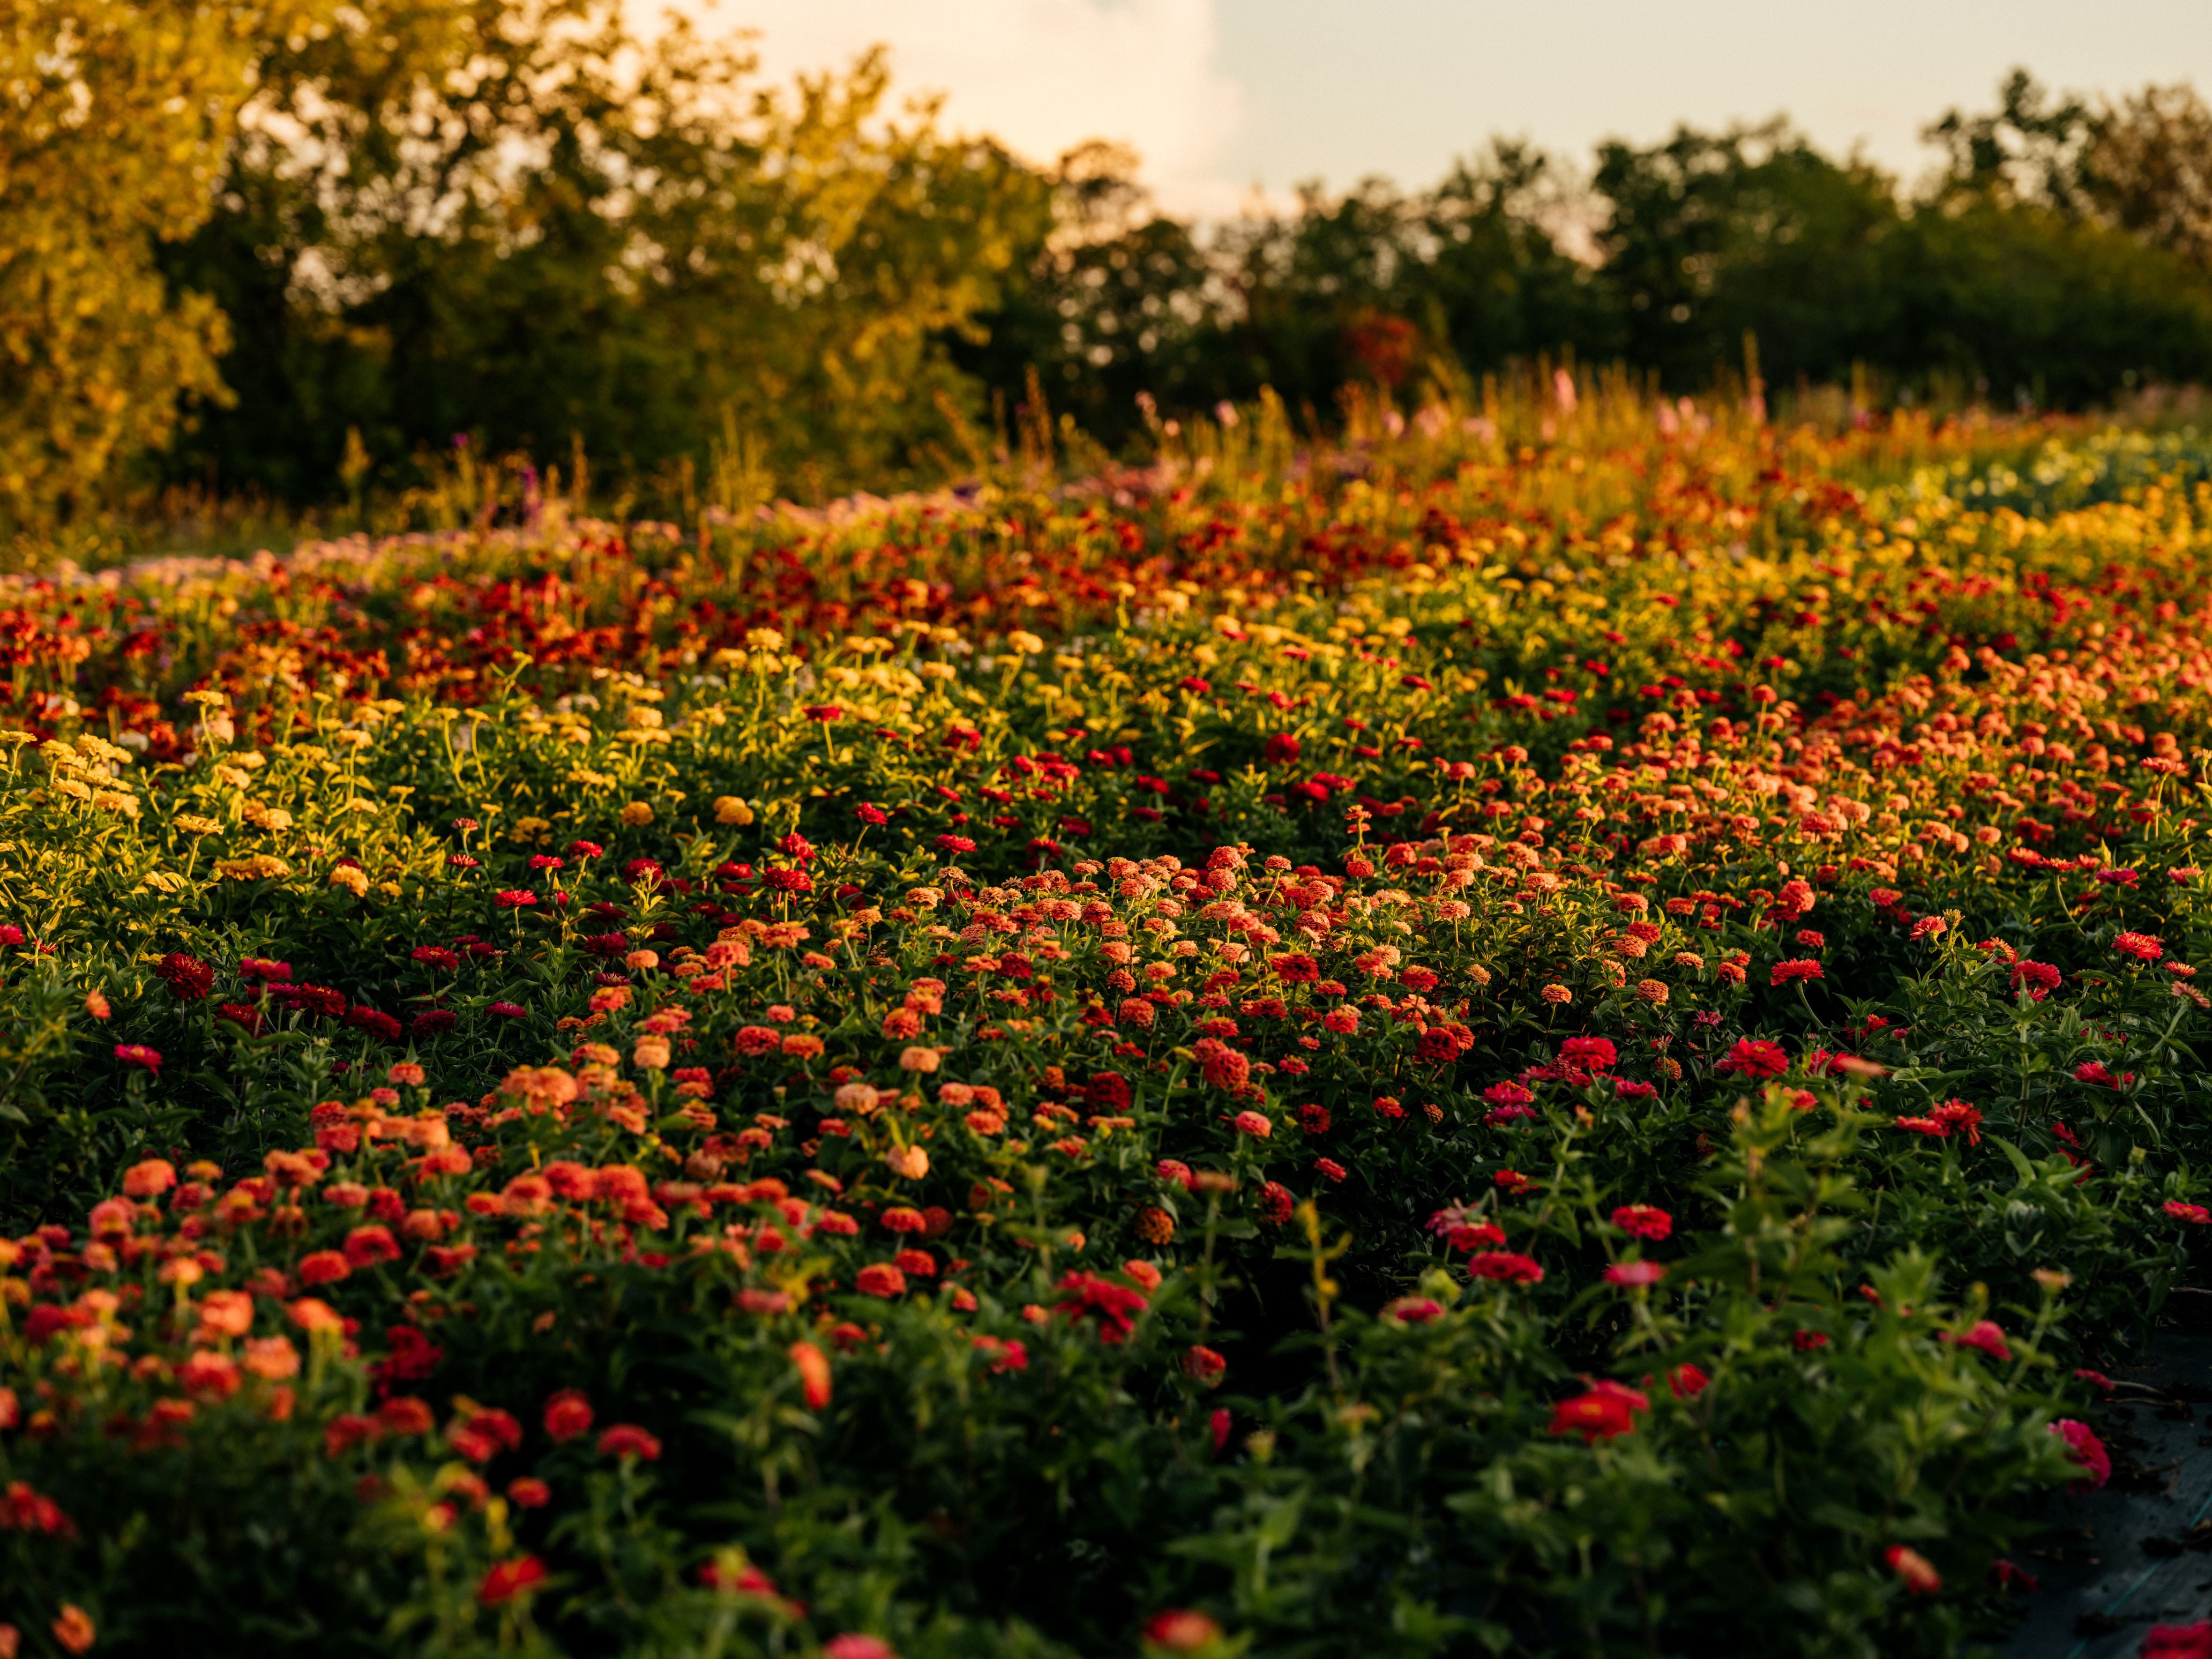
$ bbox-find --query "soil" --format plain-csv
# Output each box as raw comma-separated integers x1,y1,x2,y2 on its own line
2006,1333,2212,1657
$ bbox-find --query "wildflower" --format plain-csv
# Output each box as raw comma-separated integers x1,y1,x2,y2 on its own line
597,1424,663,1461
507,1478,551,1508
1257,1182,1294,1225
1716,1038,1789,1079
495,888,536,908
543,1390,594,1442
1558,1036,1616,1071
1549,1380,1647,1443
156,952,214,1000
790,1341,833,1409
1143,1611,1224,1652
1604,1260,1665,1287
1055,1271,1149,1343
123,1157,176,1198
1466,1251,1544,1284
1770,958,1823,986
1182,1345,1228,1386
2012,960,2062,1000
1612,1204,1672,1240
823,1639,898,1659
856,1263,909,1297
2141,1626,2212,1659
1232,1110,1272,1139
1384,1296,1446,1323
1951,1320,2013,1362
2050,1419,2111,1491
1314,1157,1348,1183
50,1606,95,1655
1930,1099,1983,1144
1884,1544,1941,1595
114,1043,163,1073
2114,931,2166,962
1539,984,1573,1004
2164,1200,2212,1224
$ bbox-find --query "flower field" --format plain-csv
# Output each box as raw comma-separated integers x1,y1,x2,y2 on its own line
7,402,2212,1657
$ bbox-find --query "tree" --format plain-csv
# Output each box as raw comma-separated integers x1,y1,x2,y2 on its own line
158,0,1054,503
0,1,287,525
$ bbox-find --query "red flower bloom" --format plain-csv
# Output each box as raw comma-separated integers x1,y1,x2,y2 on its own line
114,1043,163,1073
1054,1271,1149,1344
1604,1260,1665,1287
2050,1418,2110,1491
1549,1380,1647,1443
790,1340,832,1409
1611,1204,1672,1240
1142,1610,1224,1652
2114,931,2166,962
1716,1038,1789,1079
543,1389,594,1443
855,1262,909,1298
597,1424,662,1461
156,952,214,1000
1885,1544,1941,1595
1557,1036,1616,1071
2164,1200,2212,1225
1930,1099,1983,1145
1950,1319,2012,1362
2142,1624,2212,1659
2011,960,2061,1001
342,1225,401,1269
479,1556,547,1605
1769,958,1823,987
1465,1251,1544,1284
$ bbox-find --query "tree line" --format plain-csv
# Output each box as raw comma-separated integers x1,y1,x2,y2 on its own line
8,1,2212,525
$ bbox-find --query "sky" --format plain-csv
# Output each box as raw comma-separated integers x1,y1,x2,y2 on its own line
698,0,2212,217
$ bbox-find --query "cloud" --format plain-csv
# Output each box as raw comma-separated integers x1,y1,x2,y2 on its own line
660,0,1246,216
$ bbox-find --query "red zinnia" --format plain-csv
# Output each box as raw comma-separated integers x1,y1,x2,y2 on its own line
1549,1380,1647,1443
479,1555,547,1605
1716,1038,1789,1079
1557,1036,1616,1071
1464,1251,1544,1284
543,1389,594,1442
597,1423,662,1461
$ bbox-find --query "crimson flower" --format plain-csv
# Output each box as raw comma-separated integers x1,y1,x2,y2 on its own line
1549,1380,1647,1443
479,1556,547,1605
2049,1418,2110,1491
596,1424,662,1461
1716,1038,1789,1079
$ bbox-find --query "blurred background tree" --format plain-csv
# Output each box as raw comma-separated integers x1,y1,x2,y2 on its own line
0,1,307,525
10,11,2212,528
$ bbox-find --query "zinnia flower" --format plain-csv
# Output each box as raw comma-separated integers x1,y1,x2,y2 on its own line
1884,1544,1941,1595
596,1424,662,1461
1548,1380,1647,1443
1716,1038,1789,1079
2050,1418,2111,1491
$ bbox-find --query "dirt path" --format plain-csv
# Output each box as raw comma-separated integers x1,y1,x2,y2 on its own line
2007,1333,2212,1657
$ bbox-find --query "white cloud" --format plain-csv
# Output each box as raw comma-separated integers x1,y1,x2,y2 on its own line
662,0,1246,216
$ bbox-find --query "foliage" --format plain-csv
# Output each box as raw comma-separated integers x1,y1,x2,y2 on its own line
0,0,301,525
